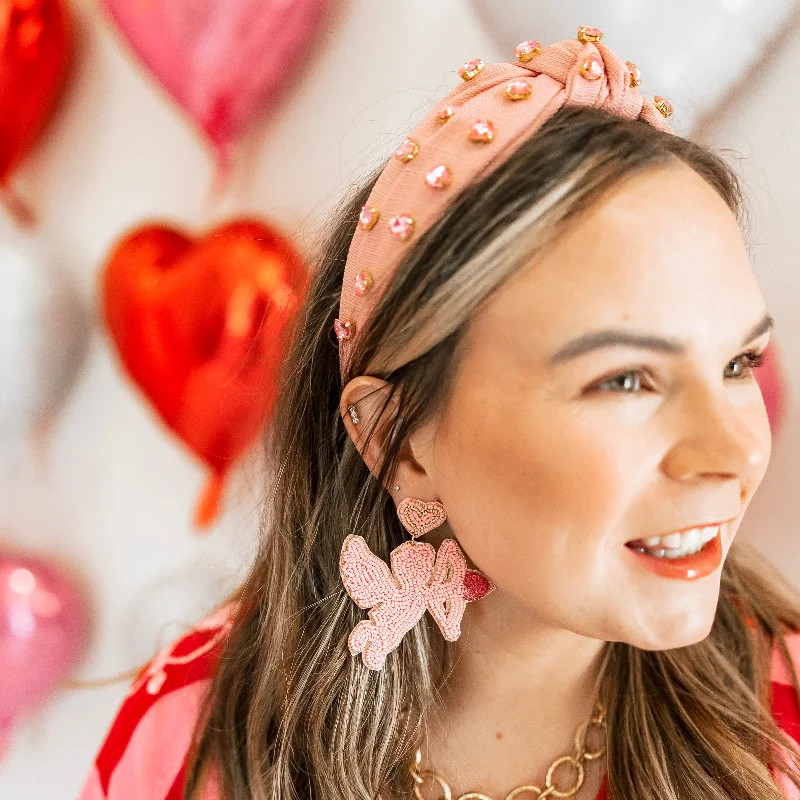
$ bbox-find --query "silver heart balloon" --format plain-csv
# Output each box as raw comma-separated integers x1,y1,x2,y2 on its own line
469,0,798,133
0,211,90,441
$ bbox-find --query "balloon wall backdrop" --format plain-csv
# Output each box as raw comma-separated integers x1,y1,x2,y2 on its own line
758,343,788,438
0,0,795,781
0,551,90,759
469,0,797,133
0,0,73,225
100,219,308,528
100,0,333,192
0,210,89,444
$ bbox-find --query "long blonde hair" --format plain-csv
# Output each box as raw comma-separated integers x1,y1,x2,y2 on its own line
186,106,800,799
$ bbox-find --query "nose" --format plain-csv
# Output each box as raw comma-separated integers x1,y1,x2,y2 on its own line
661,385,770,484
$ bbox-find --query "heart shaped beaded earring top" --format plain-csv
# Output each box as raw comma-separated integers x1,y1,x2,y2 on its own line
397,497,447,539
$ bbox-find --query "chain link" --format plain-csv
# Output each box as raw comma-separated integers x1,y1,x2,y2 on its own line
409,701,606,800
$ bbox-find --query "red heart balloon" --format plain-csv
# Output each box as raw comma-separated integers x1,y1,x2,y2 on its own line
101,219,307,529
0,0,72,223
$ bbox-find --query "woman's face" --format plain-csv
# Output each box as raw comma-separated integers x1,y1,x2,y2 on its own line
418,161,773,649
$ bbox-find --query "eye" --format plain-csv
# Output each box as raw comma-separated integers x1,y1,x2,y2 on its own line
594,368,651,394
591,349,768,396
724,349,766,380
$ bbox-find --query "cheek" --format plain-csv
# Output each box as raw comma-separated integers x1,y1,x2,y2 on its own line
740,393,773,503
432,390,648,596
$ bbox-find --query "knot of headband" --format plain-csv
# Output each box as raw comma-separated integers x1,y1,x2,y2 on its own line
335,26,676,380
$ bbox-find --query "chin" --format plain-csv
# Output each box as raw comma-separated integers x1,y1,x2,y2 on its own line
625,607,717,651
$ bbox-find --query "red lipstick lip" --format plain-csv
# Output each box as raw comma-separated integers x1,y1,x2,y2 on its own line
625,522,735,581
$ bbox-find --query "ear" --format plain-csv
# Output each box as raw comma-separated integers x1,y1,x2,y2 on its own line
340,375,436,500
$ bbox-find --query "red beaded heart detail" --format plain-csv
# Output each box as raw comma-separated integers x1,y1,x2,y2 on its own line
463,570,496,602
397,497,446,538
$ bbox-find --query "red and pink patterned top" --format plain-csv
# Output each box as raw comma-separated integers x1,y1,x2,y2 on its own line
78,606,800,800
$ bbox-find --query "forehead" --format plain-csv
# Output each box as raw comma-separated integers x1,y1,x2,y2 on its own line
480,162,762,351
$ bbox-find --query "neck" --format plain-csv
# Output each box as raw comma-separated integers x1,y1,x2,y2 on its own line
419,579,608,798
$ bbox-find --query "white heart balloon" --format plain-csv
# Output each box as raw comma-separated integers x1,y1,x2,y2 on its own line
0,211,90,440
469,0,798,133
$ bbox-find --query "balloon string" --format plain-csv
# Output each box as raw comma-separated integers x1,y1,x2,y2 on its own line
206,149,233,207
194,473,225,531
62,663,147,690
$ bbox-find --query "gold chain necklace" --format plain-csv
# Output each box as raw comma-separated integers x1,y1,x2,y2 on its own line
408,700,607,800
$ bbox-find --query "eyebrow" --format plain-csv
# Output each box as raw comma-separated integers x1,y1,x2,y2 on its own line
547,312,774,365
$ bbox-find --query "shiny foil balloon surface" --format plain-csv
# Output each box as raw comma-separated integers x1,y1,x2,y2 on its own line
0,0,72,183
0,551,89,758
0,210,89,441
100,219,307,528
101,0,331,177
757,343,787,438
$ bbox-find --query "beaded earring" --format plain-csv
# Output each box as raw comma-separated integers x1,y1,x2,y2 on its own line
339,497,495,670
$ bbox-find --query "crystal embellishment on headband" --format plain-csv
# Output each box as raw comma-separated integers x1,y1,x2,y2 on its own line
425,164,452,189
388,214,415,240
459,58,484,80
468,120,495,143
394,138,420,163
354,270,373,296
580,54,604,81
334,319,354,341
514,40,541,61
626,61,642,88
506,80,532,101
577,25,604,43
358,206,379,231
653,95,674,118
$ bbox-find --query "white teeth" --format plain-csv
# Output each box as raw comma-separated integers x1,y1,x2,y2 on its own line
700,526,718,544
644,536,661,547
630,525,720,558
683,528,701,552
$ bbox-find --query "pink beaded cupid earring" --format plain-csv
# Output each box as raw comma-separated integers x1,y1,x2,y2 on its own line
339,497,495,670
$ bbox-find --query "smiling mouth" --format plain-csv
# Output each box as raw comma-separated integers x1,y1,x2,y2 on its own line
625,524,722,559
623,518,738,581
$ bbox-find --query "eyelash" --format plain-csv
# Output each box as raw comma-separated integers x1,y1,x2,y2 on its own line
594,349,767,394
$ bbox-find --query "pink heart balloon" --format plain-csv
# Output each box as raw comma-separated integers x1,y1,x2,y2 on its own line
101,0,331,181
756,343,787,438
0,552,89,758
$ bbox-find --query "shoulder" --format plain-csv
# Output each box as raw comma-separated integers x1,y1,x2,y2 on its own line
78,604,236,800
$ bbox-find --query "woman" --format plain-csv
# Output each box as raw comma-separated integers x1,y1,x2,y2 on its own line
80,29,800,800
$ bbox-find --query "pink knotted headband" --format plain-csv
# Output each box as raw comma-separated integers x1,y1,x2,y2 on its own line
334,27,677,380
